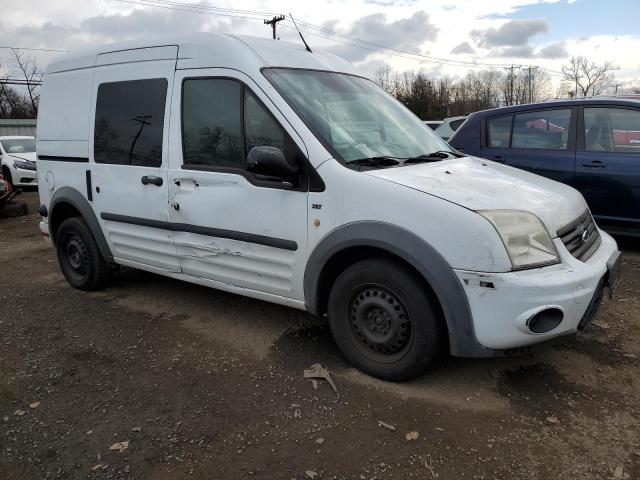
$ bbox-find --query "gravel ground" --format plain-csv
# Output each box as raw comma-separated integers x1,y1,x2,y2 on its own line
1,191,639,480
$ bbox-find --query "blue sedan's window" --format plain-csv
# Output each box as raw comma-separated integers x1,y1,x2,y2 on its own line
585,108,640,153
487,115,512,147
511,109,571,150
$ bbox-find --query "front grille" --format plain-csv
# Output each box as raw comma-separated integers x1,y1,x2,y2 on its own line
557,211,601,262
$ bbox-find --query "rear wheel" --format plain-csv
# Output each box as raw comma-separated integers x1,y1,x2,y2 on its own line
56,217,109,291
328,258,444,381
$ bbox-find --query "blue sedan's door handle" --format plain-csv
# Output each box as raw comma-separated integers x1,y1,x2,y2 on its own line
582,161,607,169
492,155,505,162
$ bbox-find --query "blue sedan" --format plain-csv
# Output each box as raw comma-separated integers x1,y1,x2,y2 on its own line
449,98,640,236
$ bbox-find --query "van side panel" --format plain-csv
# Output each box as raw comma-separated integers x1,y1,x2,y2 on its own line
37,68,96,217
36,69,95,156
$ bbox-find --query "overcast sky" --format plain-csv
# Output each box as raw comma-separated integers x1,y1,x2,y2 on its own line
1,0,638,90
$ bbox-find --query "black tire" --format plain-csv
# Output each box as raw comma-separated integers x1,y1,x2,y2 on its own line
0,201,27,218
1,166,13,188
56,217,109,291
328,258,444,381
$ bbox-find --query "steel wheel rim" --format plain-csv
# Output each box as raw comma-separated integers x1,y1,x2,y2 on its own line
63,233,88,276
347,284,413,363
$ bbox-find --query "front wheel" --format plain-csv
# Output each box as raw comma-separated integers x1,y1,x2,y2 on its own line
56,217,109,291
1,166,13,188
328,258,445,381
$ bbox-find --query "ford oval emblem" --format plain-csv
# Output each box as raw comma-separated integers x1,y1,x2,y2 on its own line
581,228,589,242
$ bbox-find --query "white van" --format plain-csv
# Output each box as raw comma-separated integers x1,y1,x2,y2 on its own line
36,34,620,380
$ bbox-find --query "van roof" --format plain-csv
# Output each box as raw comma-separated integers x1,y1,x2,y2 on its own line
45,33,360,77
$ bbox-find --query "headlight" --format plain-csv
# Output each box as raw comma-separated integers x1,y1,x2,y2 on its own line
480,210,559,270
13,160,36,171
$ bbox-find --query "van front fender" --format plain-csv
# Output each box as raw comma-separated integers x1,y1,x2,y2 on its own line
304,221,492,357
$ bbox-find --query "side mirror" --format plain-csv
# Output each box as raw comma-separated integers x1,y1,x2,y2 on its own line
247,146,298,181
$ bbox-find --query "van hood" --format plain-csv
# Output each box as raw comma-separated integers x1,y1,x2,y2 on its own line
365,156,586,236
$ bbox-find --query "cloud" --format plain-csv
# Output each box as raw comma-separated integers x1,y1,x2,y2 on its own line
488,45,535,57
0,6,261,54
324,11,438,63
80,8,211,41
470,19,548,48
487,42,568,59
363,0,419,5
536,42,568,58
0,6,254,71
450,41,475,55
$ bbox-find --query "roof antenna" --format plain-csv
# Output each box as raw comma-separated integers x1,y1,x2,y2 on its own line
289,13,312,53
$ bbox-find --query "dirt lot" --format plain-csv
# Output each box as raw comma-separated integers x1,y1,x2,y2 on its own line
1,191,639,480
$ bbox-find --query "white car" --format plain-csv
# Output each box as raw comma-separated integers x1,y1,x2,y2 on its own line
435,116,468,141
0,136,37,187
35,34,620,380
423,120,442,131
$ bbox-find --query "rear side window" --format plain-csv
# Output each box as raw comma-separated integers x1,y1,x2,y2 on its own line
512,109,571,150
487,115,512,147
584,107,640,153
94,79,167,167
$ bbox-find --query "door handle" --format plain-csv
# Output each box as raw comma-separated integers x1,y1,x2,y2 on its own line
141,175,163,186
492,155,505,162
581,161,607,169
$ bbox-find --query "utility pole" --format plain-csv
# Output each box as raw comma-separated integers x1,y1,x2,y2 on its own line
129,115,151,163
504,65,520,105
525,66,538,103
613,83,623,96
264,15,285,40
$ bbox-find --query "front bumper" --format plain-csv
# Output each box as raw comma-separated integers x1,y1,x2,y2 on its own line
454,230,619,351
11,166,37,186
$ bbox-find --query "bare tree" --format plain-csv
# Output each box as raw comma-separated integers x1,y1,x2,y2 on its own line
0,66,33,119
12,50,42,117
374,64,394,94
561,56,618,98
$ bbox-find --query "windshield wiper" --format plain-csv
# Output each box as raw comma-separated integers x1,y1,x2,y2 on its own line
347,156,402,168
402,150,464,164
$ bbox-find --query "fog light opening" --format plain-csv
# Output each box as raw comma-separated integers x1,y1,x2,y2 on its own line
526,308,563,334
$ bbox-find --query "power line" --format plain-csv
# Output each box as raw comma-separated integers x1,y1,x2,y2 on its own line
0,46,68,53
286,18,516,68
115,0,565,75
118,0,514,69
280,23,513,70
120,0,280,17
114,0,269,22
0,80,43,86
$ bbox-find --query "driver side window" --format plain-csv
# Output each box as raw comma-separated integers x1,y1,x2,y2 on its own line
181,78,299,172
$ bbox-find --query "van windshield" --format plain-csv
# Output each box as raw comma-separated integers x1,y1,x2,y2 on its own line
1,138,36,154
263,69,452,168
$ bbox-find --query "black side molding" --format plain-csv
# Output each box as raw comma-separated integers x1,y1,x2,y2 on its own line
85,170,93,201
38,155,89,163
100,213,298,251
